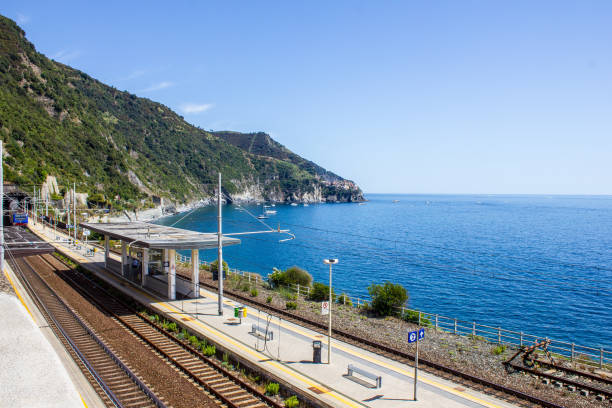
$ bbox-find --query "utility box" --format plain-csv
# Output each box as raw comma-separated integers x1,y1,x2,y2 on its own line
313,340,322,364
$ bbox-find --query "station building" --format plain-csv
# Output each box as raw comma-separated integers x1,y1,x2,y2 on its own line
80,222,240,300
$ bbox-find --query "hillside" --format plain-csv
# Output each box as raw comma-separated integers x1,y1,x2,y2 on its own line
0,15,363,209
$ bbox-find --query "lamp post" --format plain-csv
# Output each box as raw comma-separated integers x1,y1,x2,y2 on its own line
323,258,338,364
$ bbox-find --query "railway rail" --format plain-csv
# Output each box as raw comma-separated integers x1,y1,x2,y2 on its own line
8,254,164,408
41,253,283,408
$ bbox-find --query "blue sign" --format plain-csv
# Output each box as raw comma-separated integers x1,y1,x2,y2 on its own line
418,328,425,340
13,213,28,225
408,329,426,343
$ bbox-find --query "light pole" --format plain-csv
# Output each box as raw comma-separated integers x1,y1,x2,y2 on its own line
323,258,338,364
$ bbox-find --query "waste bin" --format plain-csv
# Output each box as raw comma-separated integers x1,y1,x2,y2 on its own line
313,340,322,363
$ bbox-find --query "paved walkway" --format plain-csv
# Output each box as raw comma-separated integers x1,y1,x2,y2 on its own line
29,222,519,408
0,265,93,408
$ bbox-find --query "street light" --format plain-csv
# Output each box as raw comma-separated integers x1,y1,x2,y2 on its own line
323,258,338,364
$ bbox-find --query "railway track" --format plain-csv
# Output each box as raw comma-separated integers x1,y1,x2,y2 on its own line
505,360,612,401
8,255,164,408
41,254,282,408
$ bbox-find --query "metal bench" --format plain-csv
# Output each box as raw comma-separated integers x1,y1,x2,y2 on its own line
347,364,382,388
250,324,273,341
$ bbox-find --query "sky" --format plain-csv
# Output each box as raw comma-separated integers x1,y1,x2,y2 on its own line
2,1,611,195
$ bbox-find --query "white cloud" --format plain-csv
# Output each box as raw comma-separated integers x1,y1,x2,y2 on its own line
180,103,214,114
51,49,80,63
16,14,30,24
139,81,174,92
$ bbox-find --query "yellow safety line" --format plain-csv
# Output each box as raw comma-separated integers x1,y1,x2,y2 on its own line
4,268,33,319
79,394,89,408
35,225,507,408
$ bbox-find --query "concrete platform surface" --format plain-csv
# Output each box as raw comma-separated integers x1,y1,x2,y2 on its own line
29,222,520,408
0,289,85,407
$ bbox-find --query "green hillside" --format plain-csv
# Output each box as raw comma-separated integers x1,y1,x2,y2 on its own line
0,15,363,208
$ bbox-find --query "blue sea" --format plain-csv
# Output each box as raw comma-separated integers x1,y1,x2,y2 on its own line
157,194,612,349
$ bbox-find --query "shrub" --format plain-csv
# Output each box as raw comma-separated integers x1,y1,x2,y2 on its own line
308,282,335,302
286,301,298,310
211,260,229,280
203,345,216,356
179,328,188,339
167,322,178,332
189,335,200,347
284,395,299,408
265,382,280,396
250,288,258,297
368,282,408,316
402,310,431,326
337,293,352,306
266,295,273,303
240,282,250,292
280,287,297,301
268,266,312,287
492,345,507,355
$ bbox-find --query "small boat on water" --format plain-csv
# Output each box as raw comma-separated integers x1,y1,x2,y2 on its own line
265,210,277,215
359,202,367,205
303,203,309,207
290,203,298,207
257,215,268,219
392,200,400,203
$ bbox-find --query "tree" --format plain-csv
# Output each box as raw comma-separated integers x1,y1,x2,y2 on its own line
308,282,335,302
368,282,408,317
211,259,229,281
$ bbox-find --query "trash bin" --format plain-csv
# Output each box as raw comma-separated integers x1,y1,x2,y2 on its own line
313,340,322,363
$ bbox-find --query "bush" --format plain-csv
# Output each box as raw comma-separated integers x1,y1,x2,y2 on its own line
280,287,297,300
368,282,408,317
308,282,335,302
188,335,200,347
211,260,229,280
266,295,273,303
402,310,431,326
286,301,298,310
250,288,258,297
265,382,280,396
268,266,312,287
492,345,507,355
203,345,216,356
167,322,178,332
284,395,299,408
337,293,352,306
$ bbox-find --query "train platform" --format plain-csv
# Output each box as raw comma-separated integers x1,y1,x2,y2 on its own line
28,222,519,408
1,263,104,408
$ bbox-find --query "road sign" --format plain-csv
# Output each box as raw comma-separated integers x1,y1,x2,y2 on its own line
418,328,425,340
408,330,417,343
321,301,329,315
83,229,91,236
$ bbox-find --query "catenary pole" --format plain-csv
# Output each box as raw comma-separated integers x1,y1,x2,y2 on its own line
414,334,419,400
73,182,76,243
0,141,4,274
217,172,223,316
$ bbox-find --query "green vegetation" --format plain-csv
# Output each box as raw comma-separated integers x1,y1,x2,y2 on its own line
266,295,273,303
368,282,408,317
286,301,298,310
268,266,312,288
280,287,297,301
265,382,280,396
337,293,352,306
402,310,431,326
308,282,335,302
492,345,507,355
250,288,258,297
0,15,362,209
203,344,216,357
284,395,299,408
210,260,229,275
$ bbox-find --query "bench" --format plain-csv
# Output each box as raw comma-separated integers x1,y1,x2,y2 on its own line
250,324,273,341
347,364,382,389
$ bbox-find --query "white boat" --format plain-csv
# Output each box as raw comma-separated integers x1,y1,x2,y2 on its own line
257,215,269,219
303,203,309,207
290,203,298,206
392,200,400,203
359,202,366,205
265,210,277,215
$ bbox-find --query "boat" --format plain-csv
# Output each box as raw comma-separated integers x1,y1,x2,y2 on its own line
257,215,268,219
303,203,309,207
265,210,277,215
290,203,298,206
392,200,400,203
359,202,366,205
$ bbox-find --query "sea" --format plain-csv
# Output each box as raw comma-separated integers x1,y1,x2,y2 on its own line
156,194,612,350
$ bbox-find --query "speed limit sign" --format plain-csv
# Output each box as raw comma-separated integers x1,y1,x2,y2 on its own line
321,301,329,315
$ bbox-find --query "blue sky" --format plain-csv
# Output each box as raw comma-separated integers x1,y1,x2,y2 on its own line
3,1,611,194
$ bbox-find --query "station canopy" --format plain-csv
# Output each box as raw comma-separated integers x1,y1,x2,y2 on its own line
80,221,240,250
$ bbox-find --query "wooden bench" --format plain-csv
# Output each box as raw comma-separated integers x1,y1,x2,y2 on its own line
347,364,382,388
250,324,273,341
